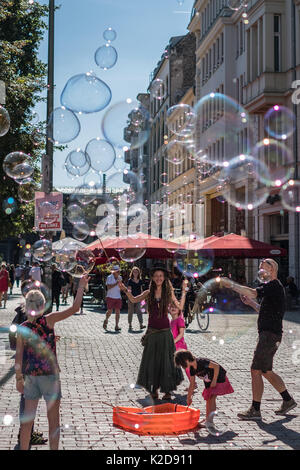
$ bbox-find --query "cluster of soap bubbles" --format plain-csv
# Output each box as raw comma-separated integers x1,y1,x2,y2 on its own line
160,88,298,214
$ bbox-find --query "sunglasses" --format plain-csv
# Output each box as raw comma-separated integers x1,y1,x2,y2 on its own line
261,259,273,267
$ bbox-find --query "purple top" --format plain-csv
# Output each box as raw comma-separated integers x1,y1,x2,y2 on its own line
148,300,170,330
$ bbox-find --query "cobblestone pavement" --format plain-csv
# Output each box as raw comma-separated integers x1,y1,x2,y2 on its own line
0,287,300,451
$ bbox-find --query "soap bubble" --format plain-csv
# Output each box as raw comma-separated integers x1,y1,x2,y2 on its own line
264,105,296,140
165,140,190,166
194,93,250,165
60,72,112,114
95,43,118,70
3,152,33,179
102,98,151,150
252,139,294,187
150,79,166,100
220,154,271,210
72,225,89,242
47,106,81,144
227,0,248,11
206,411,228,436
66,203,84,224
21,280,52,313
257,268,272,284
280,180,300,213
18,178,39,203
54,246,77,272
103,27,117,42
67,247,95,278
85,138,116,173
174,249,214,279
68,148,91,170
64,150,91,177
3,197,17,215
166,104,196,137
0,105,10,137
36,200,57,225
32,239,53,262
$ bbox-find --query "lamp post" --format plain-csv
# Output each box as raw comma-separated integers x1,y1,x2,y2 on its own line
42,0,55,311
42,0,55,193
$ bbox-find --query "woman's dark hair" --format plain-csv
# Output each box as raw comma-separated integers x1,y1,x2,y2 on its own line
148,270,172,318
174,350,195,368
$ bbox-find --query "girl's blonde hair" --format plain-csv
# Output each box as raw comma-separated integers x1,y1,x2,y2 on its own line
129,266,141,279
25,289,45,319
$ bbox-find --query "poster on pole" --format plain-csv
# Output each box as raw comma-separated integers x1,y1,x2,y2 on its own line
35,192,63,232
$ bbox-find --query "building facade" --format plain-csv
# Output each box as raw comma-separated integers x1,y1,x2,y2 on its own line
188,0,300,284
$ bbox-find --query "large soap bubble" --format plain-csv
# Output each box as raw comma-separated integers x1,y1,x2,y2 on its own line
60,72,112,114
252,139,294,187
85,138,116,173
166,104,196,137
95,43,118,70
3,152,33,180
194,93,250,165
102,98,151,150
47,106,81,144
64,149,91,177
220,154,271,210
264,105,296,140
32,239,53,262
280,179,300,213
0,105,10,137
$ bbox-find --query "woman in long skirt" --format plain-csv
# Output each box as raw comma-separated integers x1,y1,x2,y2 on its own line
120,264,188,400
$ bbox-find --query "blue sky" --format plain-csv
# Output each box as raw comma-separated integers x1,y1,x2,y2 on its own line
36,0,195,188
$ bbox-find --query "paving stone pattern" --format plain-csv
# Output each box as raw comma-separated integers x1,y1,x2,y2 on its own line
0,288,299,450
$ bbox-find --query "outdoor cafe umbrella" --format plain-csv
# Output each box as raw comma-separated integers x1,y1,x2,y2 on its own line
189,233,287,258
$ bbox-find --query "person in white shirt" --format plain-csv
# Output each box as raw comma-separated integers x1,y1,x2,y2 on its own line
103,265,122,332
29,262,43,283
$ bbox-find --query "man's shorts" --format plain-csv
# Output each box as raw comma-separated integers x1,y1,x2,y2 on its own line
251,331,282,372
24,375,62,401
106,297,122,310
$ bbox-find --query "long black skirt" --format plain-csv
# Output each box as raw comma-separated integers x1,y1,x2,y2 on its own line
136,328,184,394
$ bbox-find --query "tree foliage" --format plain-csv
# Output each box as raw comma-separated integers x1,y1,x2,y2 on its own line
0,0,49,240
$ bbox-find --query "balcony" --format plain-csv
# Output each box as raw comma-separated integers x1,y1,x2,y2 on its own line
243,71,291,113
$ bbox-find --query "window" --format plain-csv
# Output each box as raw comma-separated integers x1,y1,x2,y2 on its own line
274,15,281,72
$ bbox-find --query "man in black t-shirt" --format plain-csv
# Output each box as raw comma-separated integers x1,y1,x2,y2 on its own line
222,259,297,420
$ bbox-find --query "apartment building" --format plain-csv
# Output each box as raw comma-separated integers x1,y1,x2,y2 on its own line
188,0,300,283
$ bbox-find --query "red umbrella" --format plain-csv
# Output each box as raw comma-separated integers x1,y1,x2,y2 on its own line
85,233,181,259
195,233,287,258
182,235,219,250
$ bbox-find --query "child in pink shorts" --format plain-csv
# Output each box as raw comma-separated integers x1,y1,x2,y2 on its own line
169,303,191,387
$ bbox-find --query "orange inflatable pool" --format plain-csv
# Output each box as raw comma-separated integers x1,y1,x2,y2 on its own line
113,403,200,435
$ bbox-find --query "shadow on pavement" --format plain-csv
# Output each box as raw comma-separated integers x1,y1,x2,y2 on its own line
255,415,300,450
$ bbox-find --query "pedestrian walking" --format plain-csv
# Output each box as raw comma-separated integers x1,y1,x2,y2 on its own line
15,264,23,288
8,264,15,295
15,274,89,450
221,258,297,420
0,263,9,308
103,265,122,332
169,303,191,388
120,264,187,400
61,272,71,305
51,264,65,312
29,262,43,283
174,350,234,430
22,261,31,281
127,266,146,331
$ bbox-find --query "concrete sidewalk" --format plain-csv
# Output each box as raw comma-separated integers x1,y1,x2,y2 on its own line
0,287,299,450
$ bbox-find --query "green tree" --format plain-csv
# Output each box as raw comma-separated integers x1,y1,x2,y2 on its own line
0,0,49,240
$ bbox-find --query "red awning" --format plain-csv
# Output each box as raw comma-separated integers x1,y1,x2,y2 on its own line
85,233,181,259
194,233,287,258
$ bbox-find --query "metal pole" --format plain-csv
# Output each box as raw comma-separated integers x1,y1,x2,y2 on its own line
42,0,55,312
42,0,54,194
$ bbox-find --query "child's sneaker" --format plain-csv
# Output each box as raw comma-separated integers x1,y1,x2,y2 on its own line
275,398,297,415
103,319,108,330
237,406,262,420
